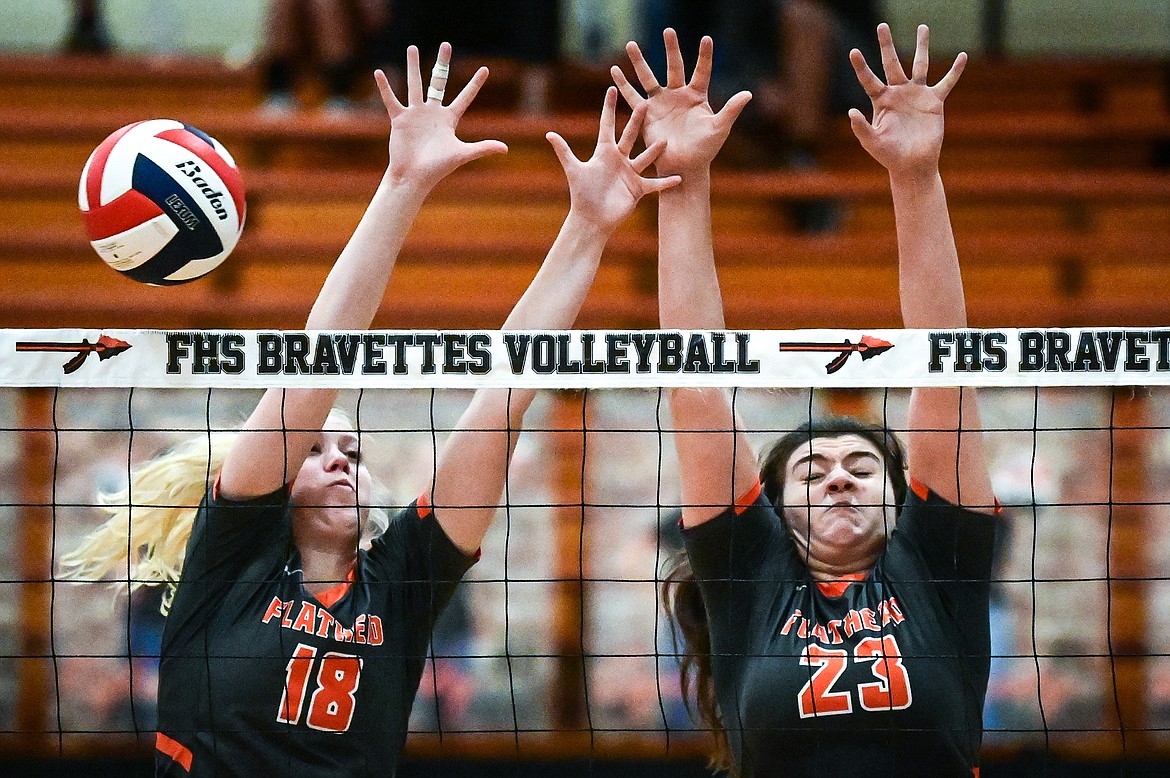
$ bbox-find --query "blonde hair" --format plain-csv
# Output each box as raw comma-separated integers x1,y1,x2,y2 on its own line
60,414,393,599
59,433,237,594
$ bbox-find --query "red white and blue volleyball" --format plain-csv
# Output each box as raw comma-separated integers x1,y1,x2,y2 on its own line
78,119,246,285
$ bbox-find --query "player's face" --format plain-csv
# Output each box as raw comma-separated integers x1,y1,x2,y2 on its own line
289,416,373,552
780,435,897,573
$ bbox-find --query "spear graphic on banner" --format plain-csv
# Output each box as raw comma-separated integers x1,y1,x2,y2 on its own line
15,335,133,374
776,335,895,374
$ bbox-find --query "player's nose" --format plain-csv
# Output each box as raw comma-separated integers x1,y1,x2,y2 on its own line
824,467,855,493
322,445,351,473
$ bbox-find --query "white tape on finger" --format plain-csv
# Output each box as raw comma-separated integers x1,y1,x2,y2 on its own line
428,60,449,101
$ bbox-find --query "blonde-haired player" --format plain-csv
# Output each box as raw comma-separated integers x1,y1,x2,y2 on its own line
64,42,678,777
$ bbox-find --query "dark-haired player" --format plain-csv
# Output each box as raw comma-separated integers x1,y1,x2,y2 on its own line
612,24,999,777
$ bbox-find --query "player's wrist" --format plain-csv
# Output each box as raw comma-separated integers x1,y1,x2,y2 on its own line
563,207,619,242
660,167,712,197
381,166,437,202
886,163,942,191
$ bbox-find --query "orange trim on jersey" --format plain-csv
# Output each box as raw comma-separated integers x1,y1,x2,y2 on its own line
734,479,762,516
815,572,867,598
910,476,1002,514
156,732,193,772
313,566,355,609
416,492,481,561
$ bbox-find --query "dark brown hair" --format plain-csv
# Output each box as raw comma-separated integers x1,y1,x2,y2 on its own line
661,417,909,775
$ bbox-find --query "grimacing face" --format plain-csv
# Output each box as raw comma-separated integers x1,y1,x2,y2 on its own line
780,434,897,572
289,414,374,553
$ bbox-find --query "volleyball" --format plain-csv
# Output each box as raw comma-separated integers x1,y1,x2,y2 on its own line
78,119,246,285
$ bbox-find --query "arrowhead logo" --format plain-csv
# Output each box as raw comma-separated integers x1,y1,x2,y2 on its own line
15,334,133,374
777,334,894,374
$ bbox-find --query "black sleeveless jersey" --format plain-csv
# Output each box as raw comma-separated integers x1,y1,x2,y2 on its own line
154,484,475,777
683,481,996,777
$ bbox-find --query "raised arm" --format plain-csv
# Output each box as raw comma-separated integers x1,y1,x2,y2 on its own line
219,43,507,501
849,24,994,510
612,30,755,528
428,88,680,554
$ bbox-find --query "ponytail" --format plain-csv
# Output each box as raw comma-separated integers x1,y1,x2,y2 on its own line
60,433,236,597
661,552,736,776
61,412,392,607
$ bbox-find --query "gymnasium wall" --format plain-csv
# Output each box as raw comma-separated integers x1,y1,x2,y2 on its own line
0,0,1167,60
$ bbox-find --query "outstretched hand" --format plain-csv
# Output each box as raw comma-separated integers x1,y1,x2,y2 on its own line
546,87,681,231
849,24,965,178
374,42,507,191
611,29,751,176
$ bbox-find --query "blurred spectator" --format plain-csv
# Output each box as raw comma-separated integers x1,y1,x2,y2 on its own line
988,653,1107,742
127,586,166,732
378,1,560,114
1149,658,1170,738
640,1,877,155
982,405,1113,746
411,585,479,731
259,0,388,116
65,0,111,54
779,1,893,226
982,504,1018,742
638,1,879,230
640,0,716,77
777,1,881,154
566,0,627,64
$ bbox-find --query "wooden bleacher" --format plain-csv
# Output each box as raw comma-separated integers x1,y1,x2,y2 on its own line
4,50,1170,769
0,52,1168,330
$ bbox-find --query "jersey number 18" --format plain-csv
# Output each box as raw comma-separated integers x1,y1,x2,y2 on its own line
278,643,364,732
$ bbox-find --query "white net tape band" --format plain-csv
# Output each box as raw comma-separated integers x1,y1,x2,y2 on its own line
3,327,1170,389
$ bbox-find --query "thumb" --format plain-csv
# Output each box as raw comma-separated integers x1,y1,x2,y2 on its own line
456,139,509,166
641,174,682,195
715,90,753,130
847,108,876,146
545,132,579,172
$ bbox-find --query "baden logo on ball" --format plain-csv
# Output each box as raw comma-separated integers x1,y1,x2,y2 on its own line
78,119,247,285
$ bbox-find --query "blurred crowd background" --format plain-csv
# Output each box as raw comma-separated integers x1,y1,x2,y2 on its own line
2,0,1170,773
3,385,1170,753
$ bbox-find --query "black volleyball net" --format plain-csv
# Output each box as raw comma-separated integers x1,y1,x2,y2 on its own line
2,327,1169,769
